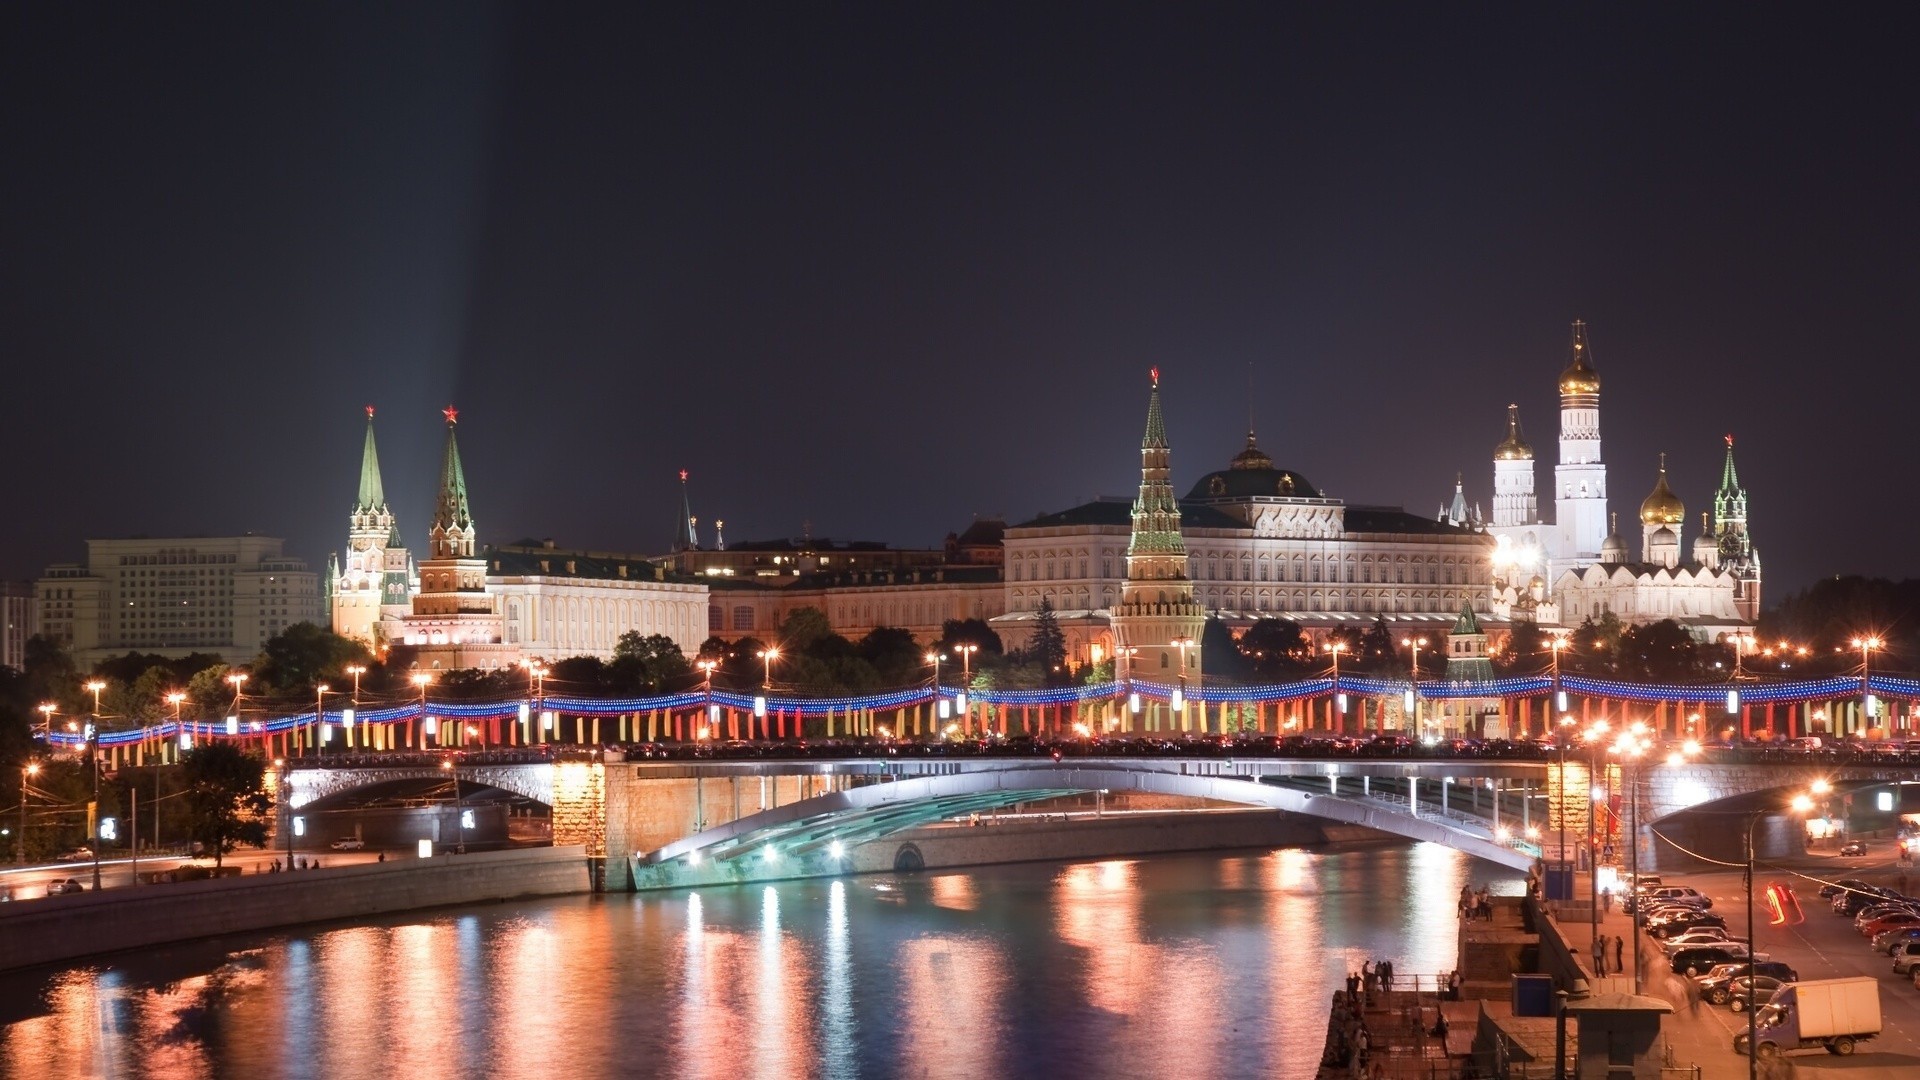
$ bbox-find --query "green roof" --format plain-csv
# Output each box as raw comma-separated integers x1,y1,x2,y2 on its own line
1451,600,1483,636
356,409,385,512
434,417,473,532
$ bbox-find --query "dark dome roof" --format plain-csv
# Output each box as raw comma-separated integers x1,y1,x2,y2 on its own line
1185,465,1320,501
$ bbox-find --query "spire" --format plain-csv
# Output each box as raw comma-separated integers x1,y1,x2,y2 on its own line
433,405,473,536
1495,403,1532,460
675,469,699,551
1127,368,1184,558
355,405,386,512
1718,433,1741,493
1141,366,1167,449
1451,599,1483,636
1558,319,1601,396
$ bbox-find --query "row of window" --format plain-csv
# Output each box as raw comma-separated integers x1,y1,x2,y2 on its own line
117,553,240,566
1012,587,1478,615
1010,554,1485,586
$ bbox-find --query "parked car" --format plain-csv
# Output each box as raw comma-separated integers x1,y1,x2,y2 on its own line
56,847,92,862
1820,879,1879,900
1697,961,1799,988
1841,840,1868,857
46,878,85,895
1663,929,1742,953
1723,975,1789,1012
1871,927,1920,953
328,838,366,851
1853,902,1919,929
1859,912,1920,939
1672,944,1763,977
1889,942,1920,976
1649,911,1728,938
1641,885,1713,910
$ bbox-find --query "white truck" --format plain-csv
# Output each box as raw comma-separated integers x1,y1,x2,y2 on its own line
1733,977,1880,1058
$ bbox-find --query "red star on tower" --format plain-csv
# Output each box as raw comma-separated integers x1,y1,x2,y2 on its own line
443,405,459,426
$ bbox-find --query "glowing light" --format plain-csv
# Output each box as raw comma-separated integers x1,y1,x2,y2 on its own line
762,845,779,863
1810,778,1832,795
828,840,845,859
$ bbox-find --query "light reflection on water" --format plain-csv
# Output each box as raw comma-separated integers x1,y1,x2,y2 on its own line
0,843,1517,1080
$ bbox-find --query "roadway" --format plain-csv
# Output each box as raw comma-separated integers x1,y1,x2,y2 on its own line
1602,849,1920,1070
0,848,391,901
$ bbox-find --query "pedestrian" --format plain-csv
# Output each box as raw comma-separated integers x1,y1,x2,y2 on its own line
1601,887,1613,914
1613,934,1625,973
1592,936,1606,975
1381,959,1394,989
1361,960,1373,991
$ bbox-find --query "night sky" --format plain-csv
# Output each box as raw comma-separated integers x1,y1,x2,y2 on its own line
3,6,1913,597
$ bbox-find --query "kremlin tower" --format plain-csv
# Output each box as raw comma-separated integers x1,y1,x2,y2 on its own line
328,407,413,645
1110,369,1205,701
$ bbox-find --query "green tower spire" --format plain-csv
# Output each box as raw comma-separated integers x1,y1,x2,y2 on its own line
1128,367,1185,557
355,405,386,512
435,406,472,530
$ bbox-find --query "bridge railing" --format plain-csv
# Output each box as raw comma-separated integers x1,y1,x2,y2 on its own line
39,670,1917,751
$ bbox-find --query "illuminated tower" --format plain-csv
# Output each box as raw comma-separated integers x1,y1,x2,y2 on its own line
330,406,407,644
1111,369,1204,689
1492,404,1536,527
1713,435,1762,619
1553,320,1608,569
673,469,699,552
411,407,498,636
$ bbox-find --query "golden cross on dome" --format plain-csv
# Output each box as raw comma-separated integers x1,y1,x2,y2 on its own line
442,405,459,425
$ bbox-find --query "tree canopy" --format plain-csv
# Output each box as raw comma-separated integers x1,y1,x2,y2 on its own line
179,743,272,867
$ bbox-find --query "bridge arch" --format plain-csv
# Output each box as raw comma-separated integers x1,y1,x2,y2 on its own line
635,765,1535,888
285,764,555,810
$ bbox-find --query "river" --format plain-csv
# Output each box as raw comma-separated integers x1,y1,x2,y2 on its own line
0,842,1521,1079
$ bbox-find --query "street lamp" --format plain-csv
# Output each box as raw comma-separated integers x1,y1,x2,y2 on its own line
85,680,106,719
953,642,979,731
314,684,331,757
411,673,434,746
925,651,945,734
344,664,366,750
1548,635,1570,717
1114,646,1140,731
1400,636,1428,738
226,672,248,749
758,647,781,688
440,758,464,855
1325,641,1349,727
1171,635,1194,729
1729,632,1756,679
17,762,39,864
1852,636,1883,733
35,703,55,737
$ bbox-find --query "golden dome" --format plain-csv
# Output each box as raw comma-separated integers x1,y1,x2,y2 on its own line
1639,453,1685,525
1229,431,1274,471
1494,403,1532,460
1558,320,1601,396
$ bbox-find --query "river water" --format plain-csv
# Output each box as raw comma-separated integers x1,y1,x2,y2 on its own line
0,843,1520,1080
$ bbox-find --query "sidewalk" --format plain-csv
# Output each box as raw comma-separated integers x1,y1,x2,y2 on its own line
1554,872,1744,1073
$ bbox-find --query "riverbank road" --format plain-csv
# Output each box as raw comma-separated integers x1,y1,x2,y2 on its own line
1565,858,1920,1073
0,848,390,901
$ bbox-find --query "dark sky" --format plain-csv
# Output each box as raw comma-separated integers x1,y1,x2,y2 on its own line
3,5,1913,599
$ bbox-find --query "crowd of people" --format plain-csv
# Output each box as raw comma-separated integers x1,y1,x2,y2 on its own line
1458,883,1494,921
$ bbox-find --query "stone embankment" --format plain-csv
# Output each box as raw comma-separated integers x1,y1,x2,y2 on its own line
0,845,590,973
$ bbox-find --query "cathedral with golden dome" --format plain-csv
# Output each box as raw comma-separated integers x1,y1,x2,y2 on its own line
1483,322,1760,641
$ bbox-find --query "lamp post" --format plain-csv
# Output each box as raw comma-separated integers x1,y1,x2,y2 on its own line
695,659,717,740
411,673,433,748
441,758,464,855
1172,635,1194,734
1581,718,1610,956
226,672,248,753
345,664,366,750
1115,646,1139,734
1400,636,1428,738
1549,635,1570,731
85,680,106,720
17,762,38,864
35,703,55,738
1324,640,1349,730
757,647,781,740
925,651,945,735
953,643,979,732
276,758,294,868
314,685,331,758
1852,636,1883,733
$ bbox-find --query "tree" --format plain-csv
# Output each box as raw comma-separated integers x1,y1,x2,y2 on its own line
179,743,272,868
251,623,374,696
1616,620,1702,681
937,618,1004,657
610,632,693,693
857,627,925,686
185,663,235,717
1500,620,1550,675
1201,618,1248,682
1029,597,1068,685
1358,617,1398,674
1240,618,1312,679
778,607,835,653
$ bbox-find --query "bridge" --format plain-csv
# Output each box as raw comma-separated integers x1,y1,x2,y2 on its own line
282,749,1920,889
